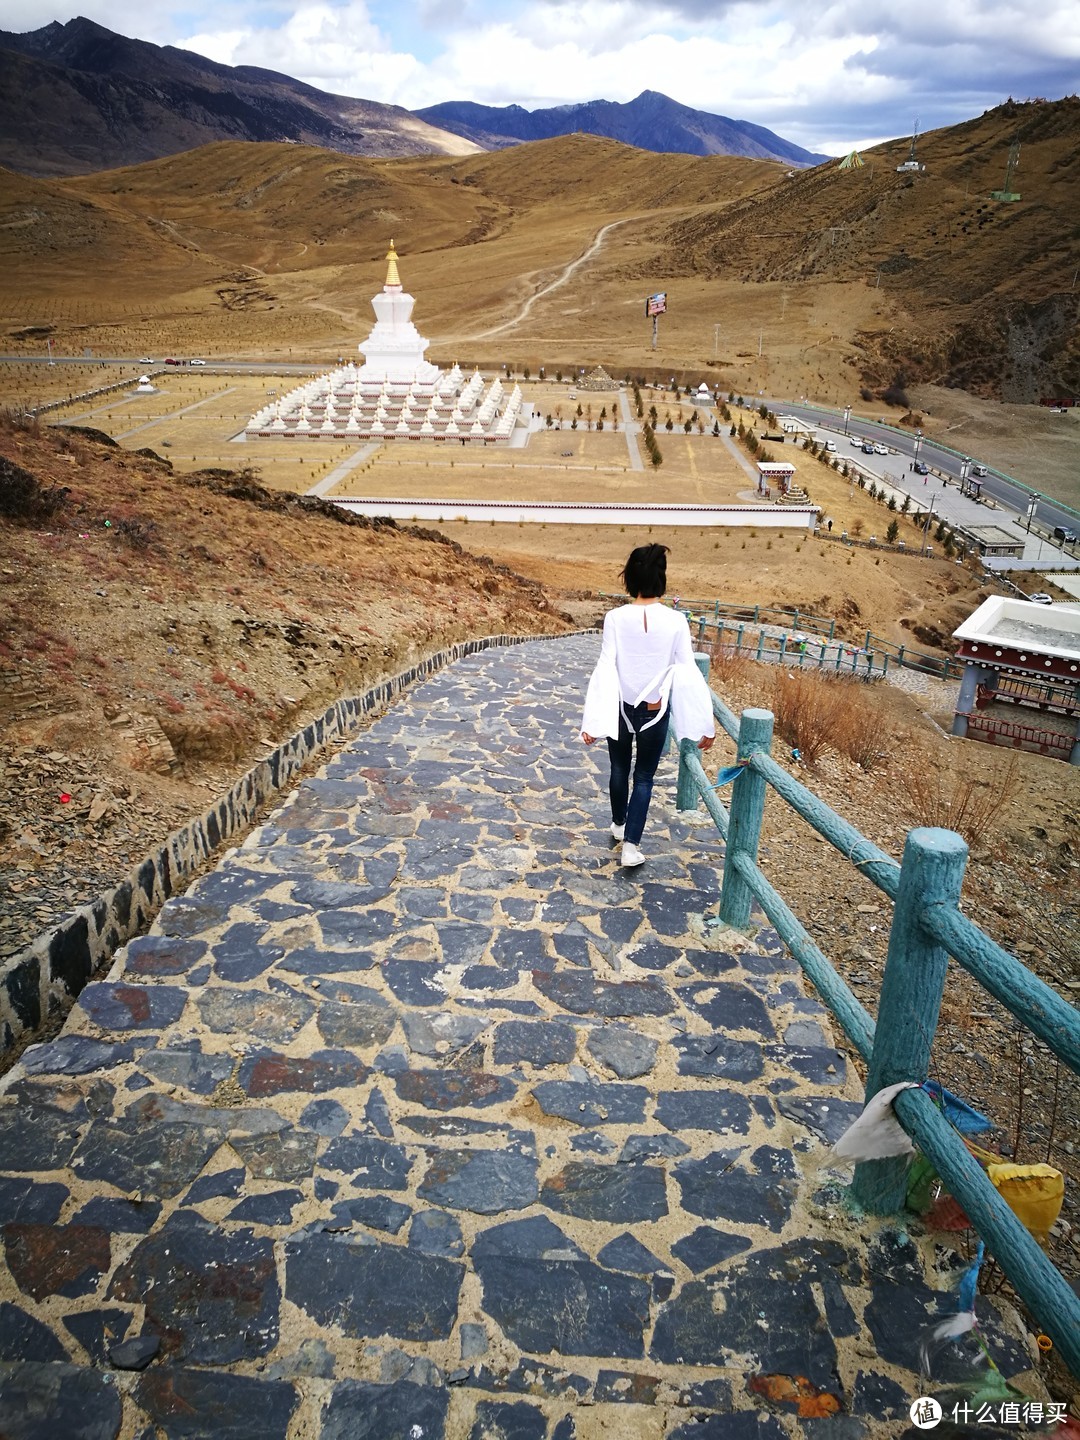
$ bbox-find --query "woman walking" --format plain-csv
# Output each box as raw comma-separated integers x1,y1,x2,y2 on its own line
581,545,714,868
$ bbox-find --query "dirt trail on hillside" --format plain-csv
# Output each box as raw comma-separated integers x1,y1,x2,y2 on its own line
468,218,639,340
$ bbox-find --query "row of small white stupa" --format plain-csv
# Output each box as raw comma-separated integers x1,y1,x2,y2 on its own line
246,363,523,440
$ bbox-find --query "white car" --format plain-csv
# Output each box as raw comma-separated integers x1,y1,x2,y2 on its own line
873,442,889,455
139,357,154,364
189,358,207,366
1027,593,1053,605
823,439,838,452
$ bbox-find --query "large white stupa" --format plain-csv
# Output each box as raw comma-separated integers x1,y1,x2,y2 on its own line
244,242,525,444
357,241,440,385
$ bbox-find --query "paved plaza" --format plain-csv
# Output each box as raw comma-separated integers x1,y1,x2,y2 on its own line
0,636,1035,1438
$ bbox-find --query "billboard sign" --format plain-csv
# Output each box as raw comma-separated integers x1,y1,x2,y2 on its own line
645,292,667,317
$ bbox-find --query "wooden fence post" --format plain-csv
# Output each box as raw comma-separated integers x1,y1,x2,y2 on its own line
718,708,774,929
852,827,969,1213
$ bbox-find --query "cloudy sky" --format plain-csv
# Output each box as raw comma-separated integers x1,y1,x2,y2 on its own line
6,0,1078,154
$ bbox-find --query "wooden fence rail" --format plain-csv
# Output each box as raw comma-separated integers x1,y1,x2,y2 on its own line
676,679,1080,1377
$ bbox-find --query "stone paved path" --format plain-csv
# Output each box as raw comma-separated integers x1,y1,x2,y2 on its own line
0,637,1036,1439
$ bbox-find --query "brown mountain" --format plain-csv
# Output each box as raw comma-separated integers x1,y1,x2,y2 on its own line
657,96,1080,401
0,16,479,177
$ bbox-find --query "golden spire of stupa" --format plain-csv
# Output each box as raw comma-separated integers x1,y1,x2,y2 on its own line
384,239,401,288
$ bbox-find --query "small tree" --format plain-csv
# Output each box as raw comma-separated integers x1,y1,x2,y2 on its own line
684,418,693,434
712,420,720,437
901,495,911,514
730,422,737,436
758,402,769,420
571,416,577,430
649,405,658,426
523,366,531,380
650,448,663,469
886,519,899,544
576,403,583,418
546,414,553,428
868,481,878,499
666,416,674,431
851,518,865,538
596,417,604,431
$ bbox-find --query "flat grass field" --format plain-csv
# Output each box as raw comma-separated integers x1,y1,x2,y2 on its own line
16,364,1009,647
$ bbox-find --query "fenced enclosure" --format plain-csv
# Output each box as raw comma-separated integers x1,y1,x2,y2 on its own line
674,671,1080,1375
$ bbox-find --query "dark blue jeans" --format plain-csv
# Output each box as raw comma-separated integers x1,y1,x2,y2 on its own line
608,701,669,845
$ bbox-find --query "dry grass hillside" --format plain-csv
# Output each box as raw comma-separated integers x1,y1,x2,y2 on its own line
662,98,1080,401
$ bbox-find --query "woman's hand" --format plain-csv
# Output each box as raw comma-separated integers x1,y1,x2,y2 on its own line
698,735,714,751
582,732,597,745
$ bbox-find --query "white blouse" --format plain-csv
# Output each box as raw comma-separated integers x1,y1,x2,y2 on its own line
600,603,695,704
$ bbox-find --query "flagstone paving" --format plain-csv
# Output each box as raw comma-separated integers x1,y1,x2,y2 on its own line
0,636,1038,1438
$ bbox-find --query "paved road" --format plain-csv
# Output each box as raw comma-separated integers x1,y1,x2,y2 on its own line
0,635,1034,1437
771,398,1080,544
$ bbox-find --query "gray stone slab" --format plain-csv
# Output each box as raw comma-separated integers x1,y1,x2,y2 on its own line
395,1069,515,1111
585,1025,657,1079
110,1218,279,1364
532,1081,647,1127
77,982,188,1032
20,1036,135,1076
401,1012,489,1057
0,1361,122,1440
320,1378,449,1440
541,1162,667,1223
0,1178,68,1226
472,1216,585,1263
418,1150,538,1214
475,1253,650,1359
654,1091,754,1135
286,1234,462,1341
1,1302,71,1362
532,971,674,1017
492,1020,576,1068
196,988,314,1044
134,1366,298,1439
320,1135,413,1189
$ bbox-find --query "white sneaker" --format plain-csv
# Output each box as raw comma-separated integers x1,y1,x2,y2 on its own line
610,823,625,842
621,841,645,867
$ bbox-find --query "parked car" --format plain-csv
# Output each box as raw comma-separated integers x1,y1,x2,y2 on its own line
862,442,875,454
1052,526,1077,544
164,357,182,365
1027,593,1053,605
971,463,988,477
823,439,838,452
913,460,929,475
138,356,154,364
873,442,889,455
189,358,207,366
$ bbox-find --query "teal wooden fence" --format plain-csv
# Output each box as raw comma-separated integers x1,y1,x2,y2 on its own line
676,676,1080,1377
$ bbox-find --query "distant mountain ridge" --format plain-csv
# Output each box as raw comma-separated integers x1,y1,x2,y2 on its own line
0,15,480,176
415,91,827,166
0,18,826,177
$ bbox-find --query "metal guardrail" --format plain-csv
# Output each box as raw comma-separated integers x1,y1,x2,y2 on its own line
674,682,1080,1377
